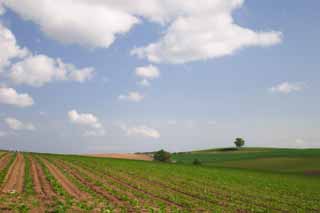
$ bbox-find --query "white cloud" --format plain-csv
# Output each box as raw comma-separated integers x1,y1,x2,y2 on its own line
118,91,144,102
3,1,281,64
4,117,35,131
68,68,94,82
9,54,94,87
121,125,160,139
68,110,105,136
135,65,160,79
131,1,282,64
2,0,139,48
0,87,34,107
0,23,29,72
68,110,102,129
270,82,305,94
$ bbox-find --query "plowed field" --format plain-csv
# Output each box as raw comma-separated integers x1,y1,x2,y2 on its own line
0,152,319,212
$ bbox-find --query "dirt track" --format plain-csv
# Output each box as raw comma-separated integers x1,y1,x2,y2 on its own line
41,158,88,200
30,156,56,199
0,154,12,171
1,153,25,193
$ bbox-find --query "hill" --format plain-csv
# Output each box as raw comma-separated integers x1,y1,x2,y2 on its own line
172,147,320,175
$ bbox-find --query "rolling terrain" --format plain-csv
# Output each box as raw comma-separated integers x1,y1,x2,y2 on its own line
0,149,319,212
173,147,320,175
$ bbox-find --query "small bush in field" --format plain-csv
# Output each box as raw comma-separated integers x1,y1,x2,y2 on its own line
193,158,202,165
153,150,171,162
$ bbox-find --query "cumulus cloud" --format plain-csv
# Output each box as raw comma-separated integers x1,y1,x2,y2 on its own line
9,54,94,87
3,1,282,64
130,1,282,63
68,110,105,136
0,87,34,107
2,0,139,48
4,117,35,131
120,124,160,139
135,64,160,87
0,21,94,87
118,91,144,102
135,65,160,79
270,82,305,94
0,23,29,72
68,110,102,129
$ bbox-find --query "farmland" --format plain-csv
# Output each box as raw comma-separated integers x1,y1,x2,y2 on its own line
173,148,320,174
0,150,320,212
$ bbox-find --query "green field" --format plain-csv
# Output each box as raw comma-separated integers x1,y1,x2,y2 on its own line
173,147,320,175
0,149,319,212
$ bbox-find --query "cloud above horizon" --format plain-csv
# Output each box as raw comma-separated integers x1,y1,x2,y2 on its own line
2,0,139,48
9,54,94,87
0,86,34,107
68,110,105,137
119,124,160,139
118,91,144,102
135,64,160,87
4,117,35,131
0,23,28,72
2,0,282,64
270,82,306,94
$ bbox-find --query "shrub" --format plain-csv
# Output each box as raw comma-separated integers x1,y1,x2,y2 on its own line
193,158,202,165
153,150,171,162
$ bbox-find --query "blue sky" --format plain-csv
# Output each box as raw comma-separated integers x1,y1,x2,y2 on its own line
0,0,319,153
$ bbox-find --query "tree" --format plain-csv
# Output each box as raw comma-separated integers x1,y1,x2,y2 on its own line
153,149,171,162
234,137,245,148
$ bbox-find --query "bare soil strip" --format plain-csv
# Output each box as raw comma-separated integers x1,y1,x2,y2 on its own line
1,153,25,193
30,156,56,200
41,158,88,200
87,153,152,161
0,154,12,171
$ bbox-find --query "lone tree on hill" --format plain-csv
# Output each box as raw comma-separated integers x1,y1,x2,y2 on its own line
153,149,171,162
234,138,245,148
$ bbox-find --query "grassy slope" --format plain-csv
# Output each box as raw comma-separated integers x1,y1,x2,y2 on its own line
172,147,320,174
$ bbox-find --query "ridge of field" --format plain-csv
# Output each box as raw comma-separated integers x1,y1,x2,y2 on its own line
172,147,320,174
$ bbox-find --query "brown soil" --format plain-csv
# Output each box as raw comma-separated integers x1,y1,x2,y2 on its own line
304,170,320,176
87,153,152,161
30,156,56,200
41,158,88,200
0,154,12,171
1,153,25,193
